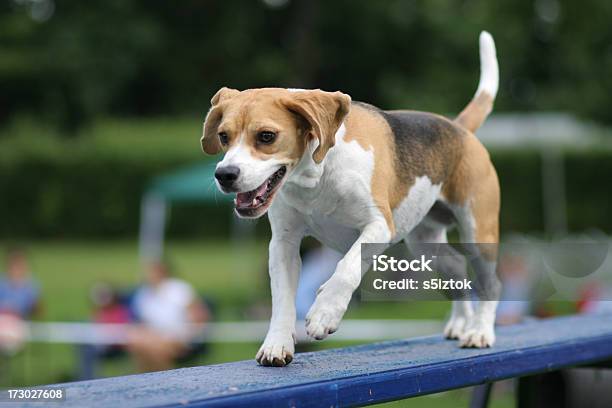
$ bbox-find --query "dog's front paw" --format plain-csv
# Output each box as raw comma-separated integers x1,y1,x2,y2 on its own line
443,315,470,339
305,306,343,340
256,332,295,367
305,294,348,340
459,320,495,348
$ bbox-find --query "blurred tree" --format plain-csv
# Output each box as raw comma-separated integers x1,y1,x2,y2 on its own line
0,0,610,133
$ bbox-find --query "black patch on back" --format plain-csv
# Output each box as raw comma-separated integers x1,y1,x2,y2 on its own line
381,108,465,185
351,101,464,185
382,111,452,150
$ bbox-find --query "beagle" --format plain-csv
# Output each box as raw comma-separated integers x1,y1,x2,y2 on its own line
202,32,501,366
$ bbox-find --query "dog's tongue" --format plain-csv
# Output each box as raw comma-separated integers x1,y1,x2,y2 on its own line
236,181,268,208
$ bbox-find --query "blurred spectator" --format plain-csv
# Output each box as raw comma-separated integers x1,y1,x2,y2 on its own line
0,314,26,355
577,282,612,315
127,260,210,372
0,248,41,354
496,253,531,325
296,245,343,320
90,283,131,325
78,283,132,380
0,248,41,318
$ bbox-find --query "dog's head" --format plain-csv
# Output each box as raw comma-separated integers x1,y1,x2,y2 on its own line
201,87,351,218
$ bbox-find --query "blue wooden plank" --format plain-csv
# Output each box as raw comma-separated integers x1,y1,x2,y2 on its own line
16,314,612,408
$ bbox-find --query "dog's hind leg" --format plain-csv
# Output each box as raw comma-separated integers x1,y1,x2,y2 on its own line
453,201,501,348
440,128,501,347
405,221,473,340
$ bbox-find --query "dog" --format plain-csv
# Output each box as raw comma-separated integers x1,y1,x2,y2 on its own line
202,32,501,366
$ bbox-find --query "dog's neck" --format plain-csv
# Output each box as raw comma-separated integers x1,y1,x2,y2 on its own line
285,122,346,189
285,138,324,189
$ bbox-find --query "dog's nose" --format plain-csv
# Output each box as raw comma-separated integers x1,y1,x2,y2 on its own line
215,166,240,187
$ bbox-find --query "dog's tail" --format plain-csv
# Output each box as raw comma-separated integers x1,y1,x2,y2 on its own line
455,31,499,133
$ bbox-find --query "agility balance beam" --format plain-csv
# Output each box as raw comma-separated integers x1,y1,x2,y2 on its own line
19,314,612,408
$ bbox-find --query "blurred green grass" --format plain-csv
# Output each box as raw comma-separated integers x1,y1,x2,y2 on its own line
24,240,267,320
1,240,518,407
3,239,462,324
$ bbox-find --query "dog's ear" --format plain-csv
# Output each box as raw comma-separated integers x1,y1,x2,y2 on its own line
284,90,351,163
201,87,240,155
210,87,240,106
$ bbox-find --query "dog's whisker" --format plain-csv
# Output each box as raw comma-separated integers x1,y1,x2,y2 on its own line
206,179,221,205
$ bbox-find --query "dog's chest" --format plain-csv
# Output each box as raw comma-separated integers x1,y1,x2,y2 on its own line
275,137,382,253
279,177,369,254
304,214,360,254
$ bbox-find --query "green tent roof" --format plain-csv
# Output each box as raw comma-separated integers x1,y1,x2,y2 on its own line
147,162,232,203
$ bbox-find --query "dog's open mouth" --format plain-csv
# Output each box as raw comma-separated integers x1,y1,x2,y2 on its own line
234,166,287,217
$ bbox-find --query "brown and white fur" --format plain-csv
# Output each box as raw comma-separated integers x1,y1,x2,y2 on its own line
201,32,501,366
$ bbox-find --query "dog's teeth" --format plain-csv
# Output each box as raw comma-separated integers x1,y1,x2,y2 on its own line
233,198,237,205
252,198,257,206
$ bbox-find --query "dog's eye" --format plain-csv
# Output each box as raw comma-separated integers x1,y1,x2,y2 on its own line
257,131,276,145
218,132,229,146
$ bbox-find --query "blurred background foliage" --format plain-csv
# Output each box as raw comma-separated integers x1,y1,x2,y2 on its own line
2,0,612,128
1,0,611,239
1,141,612,238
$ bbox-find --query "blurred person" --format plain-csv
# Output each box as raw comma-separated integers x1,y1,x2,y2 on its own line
495,253,531,325
78,283,132,380
295,245,343,321
577,282,612,315
127,260,210,372
0,314,27,355
90,283,131,325
0,248,41,318
0,248,41,354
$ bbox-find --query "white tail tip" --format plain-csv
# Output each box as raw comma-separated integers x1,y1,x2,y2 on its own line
476,31,499,99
